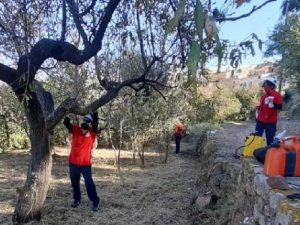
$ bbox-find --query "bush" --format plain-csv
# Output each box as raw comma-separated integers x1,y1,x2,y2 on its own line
190,86,259,123
10,133,29,149
194,88,241,123
231,89,259,121
53,123,70,146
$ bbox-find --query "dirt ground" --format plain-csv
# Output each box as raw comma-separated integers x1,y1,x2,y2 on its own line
1,119,299,225
0,142,202,225
215,119,300,156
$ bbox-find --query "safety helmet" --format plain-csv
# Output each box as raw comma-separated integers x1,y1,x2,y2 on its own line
263,77,277,87
83,114,93,123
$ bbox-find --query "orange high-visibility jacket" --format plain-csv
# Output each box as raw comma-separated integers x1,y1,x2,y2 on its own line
175,123,184,136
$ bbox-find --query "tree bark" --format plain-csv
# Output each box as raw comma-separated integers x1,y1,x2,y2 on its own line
4,118,10,150
0,1,122,223
139,144,145,168
164,132,170,164
12,93,52,224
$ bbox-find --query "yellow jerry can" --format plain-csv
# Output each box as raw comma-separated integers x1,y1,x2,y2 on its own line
242,135,266,157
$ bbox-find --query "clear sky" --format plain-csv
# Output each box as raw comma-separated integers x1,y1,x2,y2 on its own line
217,0,283,68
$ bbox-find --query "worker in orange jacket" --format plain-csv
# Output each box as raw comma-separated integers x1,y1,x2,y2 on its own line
174,120,185,154
63,112,100,212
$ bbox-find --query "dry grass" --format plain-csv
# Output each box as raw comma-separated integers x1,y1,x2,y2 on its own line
0,143,202,225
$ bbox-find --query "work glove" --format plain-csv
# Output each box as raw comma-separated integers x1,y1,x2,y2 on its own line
64,116,71,123
268,102,274,108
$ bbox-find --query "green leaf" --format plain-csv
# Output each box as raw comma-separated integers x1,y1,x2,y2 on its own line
238,49,242,64
135,0,142,9
215,37,224,73
187,41,201,77
249,44,255,56
201,53,207,65
205,15,218,39
165,0,186,35
258,40,263,51
229,48,242,69
194,0,204,41
29,83,37,92
252,33,263,50
252,33,258,40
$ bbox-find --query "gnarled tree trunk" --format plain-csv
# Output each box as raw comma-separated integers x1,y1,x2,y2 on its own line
12,94,52,224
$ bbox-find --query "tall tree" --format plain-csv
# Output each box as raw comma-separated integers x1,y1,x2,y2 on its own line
282,0,300,15
268,0,300,91
0,1,124,223
266,14,300,89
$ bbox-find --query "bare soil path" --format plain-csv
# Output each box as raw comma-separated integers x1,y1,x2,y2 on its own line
215,119,300,156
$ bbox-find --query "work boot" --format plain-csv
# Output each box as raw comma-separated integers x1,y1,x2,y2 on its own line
70,200,80,208
92,203,100,212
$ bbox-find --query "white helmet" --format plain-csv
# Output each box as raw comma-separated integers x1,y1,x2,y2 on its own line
83,114,93,123
263,77,277,87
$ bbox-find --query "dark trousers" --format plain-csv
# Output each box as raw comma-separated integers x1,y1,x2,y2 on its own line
69,163,100,207
175,135,181,154
255,121,277,146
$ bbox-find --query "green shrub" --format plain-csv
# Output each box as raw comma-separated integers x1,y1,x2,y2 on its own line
53,124,69,145
232,89,259,121
194,88,241,123
10,133,29,149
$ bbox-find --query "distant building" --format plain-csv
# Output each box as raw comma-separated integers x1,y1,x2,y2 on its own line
208,62,280,89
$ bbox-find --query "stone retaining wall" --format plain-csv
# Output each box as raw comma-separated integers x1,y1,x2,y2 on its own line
203,156,300,225
243,158,300,225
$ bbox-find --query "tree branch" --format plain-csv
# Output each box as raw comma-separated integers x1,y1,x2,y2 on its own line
66,0,90,47
148,83,166,100
145,4,156,58
60,0,67,41
169,0,185,68
0,18,23,56
89,0,121,55
45,56,160,130
12,0,121,94
12,39,87,93
0,63,17,85
217,0,276,22
32,80,54,118
45,97,77,130
99,55,160,91
0,17,33,50
208,0,212,12
145,79,176,89
85,56,160,109
80,0,98,16
136,9,147,69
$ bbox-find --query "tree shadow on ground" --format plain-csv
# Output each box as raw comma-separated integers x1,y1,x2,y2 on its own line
0,147,169,224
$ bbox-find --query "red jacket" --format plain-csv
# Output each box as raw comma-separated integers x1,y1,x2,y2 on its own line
69,125,97,166
175,123,184,136
257,90,283,124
